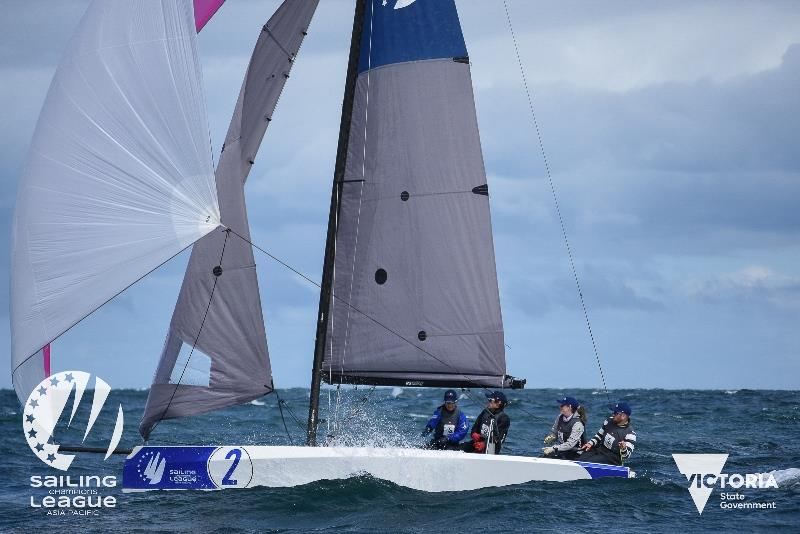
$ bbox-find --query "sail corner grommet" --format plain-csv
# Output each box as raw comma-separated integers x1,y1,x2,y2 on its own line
417,331,427,341
212,266,223,277
400,191,410,201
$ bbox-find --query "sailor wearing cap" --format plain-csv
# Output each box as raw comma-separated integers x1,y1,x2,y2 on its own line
422,389,469,450
542,396,587,460
579,401,637,465
463,391,511,454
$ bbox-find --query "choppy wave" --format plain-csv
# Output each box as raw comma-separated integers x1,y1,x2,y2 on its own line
767,467,800,487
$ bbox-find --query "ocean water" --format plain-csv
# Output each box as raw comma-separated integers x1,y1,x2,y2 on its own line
1,388,798,532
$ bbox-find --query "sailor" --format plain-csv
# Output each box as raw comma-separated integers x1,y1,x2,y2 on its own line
542,396,587,460
579,401,636,465
463,391,511,454
422,389,469,450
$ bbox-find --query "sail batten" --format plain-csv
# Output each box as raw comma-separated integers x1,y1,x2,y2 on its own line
321,0,510,389
140,0,319,439
11,0,220,403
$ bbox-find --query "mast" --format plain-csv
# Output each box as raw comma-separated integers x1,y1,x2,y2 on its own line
306,0,367,446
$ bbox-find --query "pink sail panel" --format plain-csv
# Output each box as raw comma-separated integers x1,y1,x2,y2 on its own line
43,344,51,376
194,0,227,32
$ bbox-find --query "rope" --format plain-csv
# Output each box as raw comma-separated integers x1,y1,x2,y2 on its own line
279,397,308,434
461,387,540,422
148,229,230,439
272,390,295,445
502,0,611,403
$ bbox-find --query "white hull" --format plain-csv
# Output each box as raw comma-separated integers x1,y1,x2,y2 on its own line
122,445,631,492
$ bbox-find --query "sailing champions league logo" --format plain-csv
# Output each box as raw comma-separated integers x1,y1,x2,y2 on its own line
672,454,778,514
23,371,124,470
23,372,124,516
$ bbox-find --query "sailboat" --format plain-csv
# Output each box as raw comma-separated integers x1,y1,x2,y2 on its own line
11,0,631,492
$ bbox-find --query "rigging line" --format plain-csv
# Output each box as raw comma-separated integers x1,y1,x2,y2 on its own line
278,397,308,434
271,390,295,445
149,229,230,438
463,387,540,422
226,228,497,396
502,0,610,403
12,235,209,380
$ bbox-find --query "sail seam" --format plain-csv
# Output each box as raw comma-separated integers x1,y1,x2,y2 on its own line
358,56,460,75
262,24,293,60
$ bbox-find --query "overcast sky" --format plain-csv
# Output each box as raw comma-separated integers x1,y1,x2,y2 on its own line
1,0,798,390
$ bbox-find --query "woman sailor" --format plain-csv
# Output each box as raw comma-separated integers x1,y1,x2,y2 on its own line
542,396,587,460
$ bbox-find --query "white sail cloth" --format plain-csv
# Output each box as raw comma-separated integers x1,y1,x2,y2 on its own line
11,0,220,401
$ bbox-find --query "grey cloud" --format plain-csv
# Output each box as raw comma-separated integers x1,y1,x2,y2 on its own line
688,266,800,310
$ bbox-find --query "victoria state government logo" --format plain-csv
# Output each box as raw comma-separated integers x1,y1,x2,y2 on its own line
672,454,779,514
23,371,124,470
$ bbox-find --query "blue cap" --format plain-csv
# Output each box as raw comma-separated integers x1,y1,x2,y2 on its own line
443,389,458,403
557,396,579,410
609,401,631,416
486,390,507,404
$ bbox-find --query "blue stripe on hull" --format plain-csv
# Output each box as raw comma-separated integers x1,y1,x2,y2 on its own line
358,0,467,73
575,461,630,479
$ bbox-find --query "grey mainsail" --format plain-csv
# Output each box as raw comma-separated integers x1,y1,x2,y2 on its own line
140,0,319,438
321,0,510,388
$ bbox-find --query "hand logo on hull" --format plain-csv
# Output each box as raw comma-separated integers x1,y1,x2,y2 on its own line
140,451,166,485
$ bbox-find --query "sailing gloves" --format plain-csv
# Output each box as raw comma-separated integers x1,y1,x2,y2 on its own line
471,432,486,452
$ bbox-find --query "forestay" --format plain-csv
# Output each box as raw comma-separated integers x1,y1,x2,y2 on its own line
140,0,319,439
322,0,508,388
11,0,220,402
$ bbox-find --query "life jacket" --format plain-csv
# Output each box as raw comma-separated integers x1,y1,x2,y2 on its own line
556,413,586,450
434,405,463,439
597,420,633,458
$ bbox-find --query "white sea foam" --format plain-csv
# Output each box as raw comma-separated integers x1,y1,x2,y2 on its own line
765,468,800,487
724,390,739,395
250,399,266,406
391,387,403,398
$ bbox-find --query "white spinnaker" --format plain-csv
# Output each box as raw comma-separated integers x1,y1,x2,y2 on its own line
11,0,220,402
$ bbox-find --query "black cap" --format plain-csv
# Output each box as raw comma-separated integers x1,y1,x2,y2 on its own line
608,401,631,416
443,389,458,403
486,390,507,404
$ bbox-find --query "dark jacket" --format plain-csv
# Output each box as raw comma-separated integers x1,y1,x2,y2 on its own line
471,408,510,454
585,418,636,464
